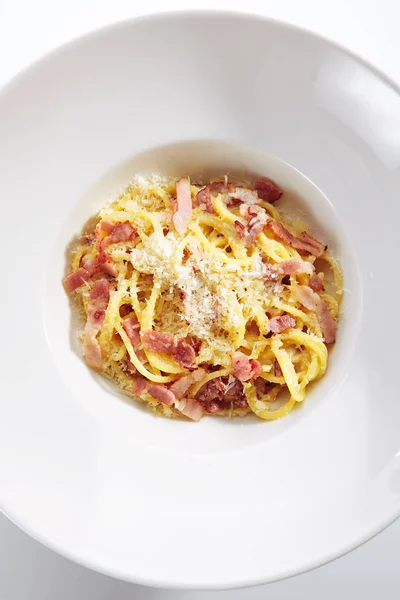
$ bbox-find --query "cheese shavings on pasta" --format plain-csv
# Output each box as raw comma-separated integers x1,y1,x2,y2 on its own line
63,174,342,421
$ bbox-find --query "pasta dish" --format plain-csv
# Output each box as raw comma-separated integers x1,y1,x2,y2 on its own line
63,174,342,421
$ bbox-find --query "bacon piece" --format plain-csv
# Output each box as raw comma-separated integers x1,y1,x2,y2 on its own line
232,351,262,382
255,378,274,398
82,257,99,276
197,379,225,405
250,359,263,379
133,376,149,395
237,204,268,244
292,285,336,343
148,384,176,406
169,368,206,399
173,178,192,235
209,181,236,194
122,316,141,347
63,267,91,293
174,397,204,421
142,331,175,354
225,196,242,207
269,314,296,334
309,273,324,292
234,358,253,381
231,187,260,205
292,285,318,311
101,260,118,277
278,259,314,276
197,187,214,213
143,331,196,368
100,220,115,234
149,383,204,421
234,220,246,239
225,379,248,408
84,279,110,368
268,222,327,257
108,221,138,244
316,300,336,344
196,375,247,412
254,178,283,203
172,339,196,369
98,239,118,277
297,231,327,257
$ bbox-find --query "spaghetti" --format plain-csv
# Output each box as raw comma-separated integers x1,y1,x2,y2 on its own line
63,175,342,421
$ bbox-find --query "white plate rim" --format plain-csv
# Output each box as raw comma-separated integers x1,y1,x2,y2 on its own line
1,9,400,590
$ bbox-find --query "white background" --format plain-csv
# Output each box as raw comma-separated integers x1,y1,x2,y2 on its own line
1,0,399,598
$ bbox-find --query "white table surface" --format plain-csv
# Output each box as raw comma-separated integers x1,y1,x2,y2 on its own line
1,0,400,598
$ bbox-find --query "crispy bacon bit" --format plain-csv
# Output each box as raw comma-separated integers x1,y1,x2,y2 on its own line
148,384,176,406
292,285,336,343
142,331,196,368
255,378,274,398
84,279,110,369
234,220,246,239
197,187,214,213
122,316,141,347
142,331,175,354
232,351,262,382
172,339,196,369
133,376,149,395
170,369,206,399
63,267,91,293
278,259,314,276
225,196,242,207
231,187,260,205
173,178,192,235
269,314,296,334
174,397,204,421
119,304,132,318
196,375,247,412
248,321,260,335
268,222,327,257
309,273,324,292
274,359,283,377
254,177,283,203
209,181,236,194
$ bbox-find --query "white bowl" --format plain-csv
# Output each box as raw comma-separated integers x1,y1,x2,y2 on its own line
1,10,400,590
